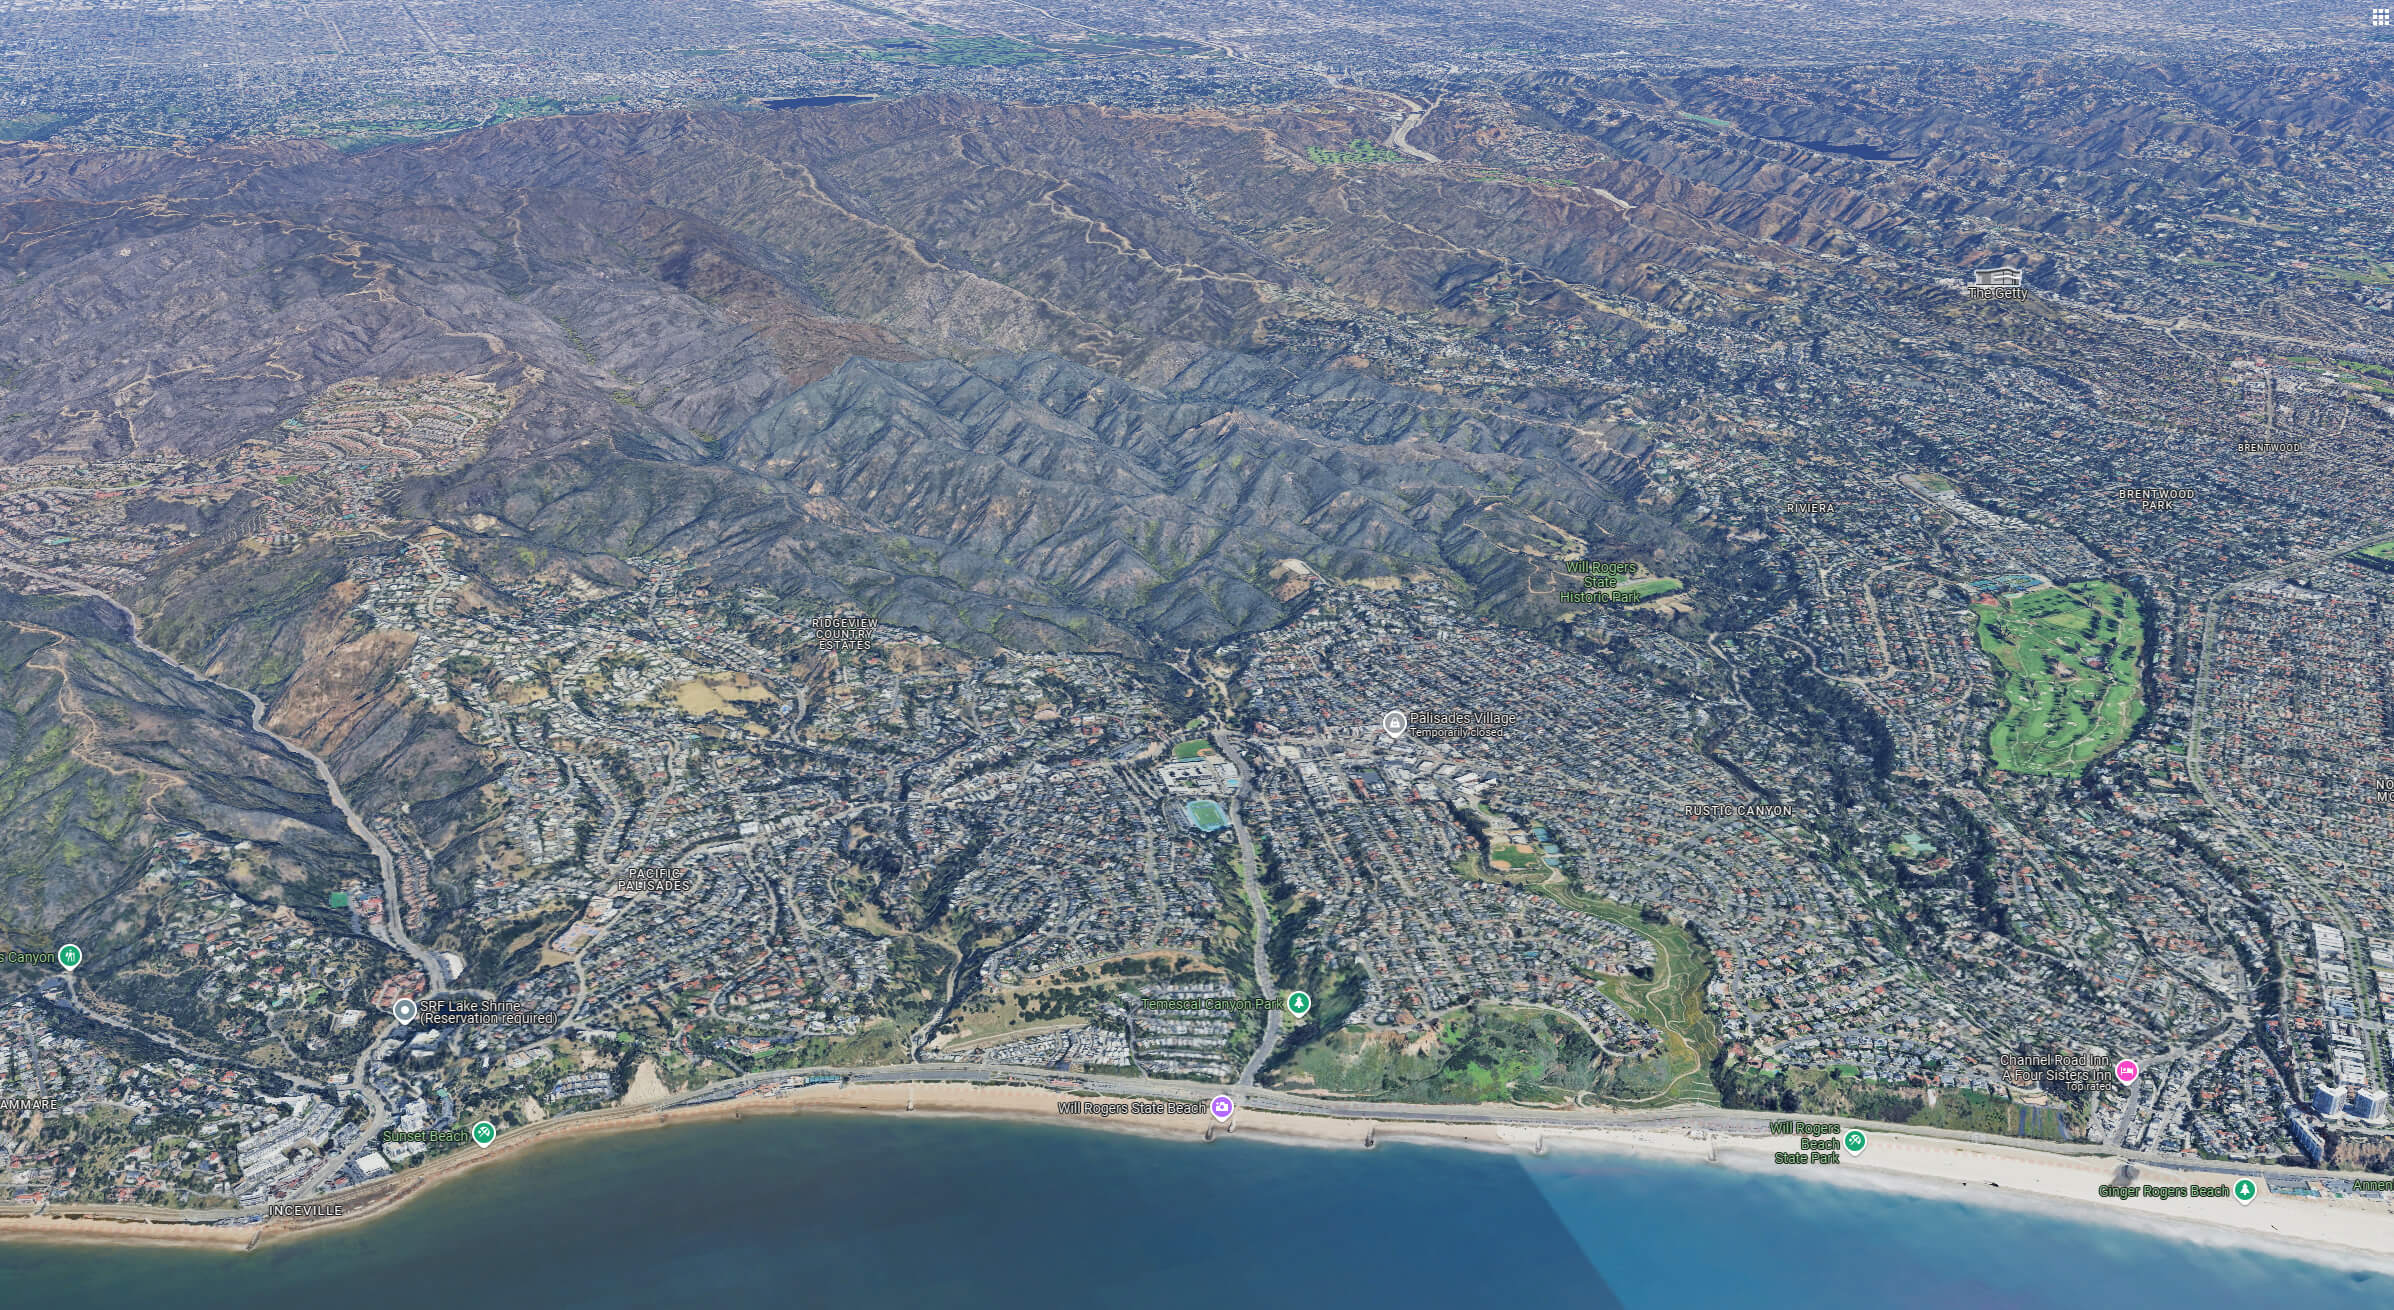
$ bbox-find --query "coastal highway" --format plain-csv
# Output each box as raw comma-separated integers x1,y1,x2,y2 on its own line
472,1060,2394,1195
0,552,487,1206
7,1057,2375,1231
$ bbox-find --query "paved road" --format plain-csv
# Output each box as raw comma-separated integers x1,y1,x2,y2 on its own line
2185,527,2394,1089
295,1039,390,1197
1212,728,1284,1084
19,1056,2365,1230
0,555,445,990
47,975,324,1090
1382,92,1441,163
2044,294,2387,359
0,553,460,1196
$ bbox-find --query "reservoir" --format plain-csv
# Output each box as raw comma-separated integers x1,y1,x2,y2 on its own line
3,1114,2389,1307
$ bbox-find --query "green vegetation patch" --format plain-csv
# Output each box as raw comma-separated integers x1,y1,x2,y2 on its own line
1614,576,1684,600
1486,842,1547,872
1171,739,1215,761
942,955,1220,1048
1541,885,1721,1105
806,35,1064,67
2305,263,2394,287
799,28,1197,68
1307,139,1409,167
1272,860,1720,1107
1887,833,1938,860
2288,355,2394,397
1973,580,2145,776
1722,1067,2050,1138
1279,1003,1605,1104
0,112,74,142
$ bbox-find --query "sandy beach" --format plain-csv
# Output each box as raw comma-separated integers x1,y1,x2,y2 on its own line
1532,1119,2394,1275
5,1079,2392,1274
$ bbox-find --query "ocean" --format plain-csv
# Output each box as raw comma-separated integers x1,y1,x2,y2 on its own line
4,1114,2388,1308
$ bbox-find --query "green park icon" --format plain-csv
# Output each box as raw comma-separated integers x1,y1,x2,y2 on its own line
56,943,82,972
1284,990,1312,1020
2234,1177,2256,1206
1843,1129,1866,1154
471,1120,497,1148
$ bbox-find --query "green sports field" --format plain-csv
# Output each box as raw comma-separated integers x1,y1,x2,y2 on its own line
1973,581,2145,776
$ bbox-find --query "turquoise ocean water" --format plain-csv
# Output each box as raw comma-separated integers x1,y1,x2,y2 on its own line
4,1114,2389,1308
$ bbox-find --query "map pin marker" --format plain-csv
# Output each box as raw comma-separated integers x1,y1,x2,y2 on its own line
471,1120,497,1148
56,943,82,972
392,997,419,1025
1209,1094,1235,1123
2234,1178,2256,1206
1381,709,1407,740
2115,1058,2139,1086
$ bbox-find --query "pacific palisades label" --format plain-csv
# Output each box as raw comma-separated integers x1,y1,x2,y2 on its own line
1769,1118,1844,1165
615,867,693,894
812,614,874,650
1563,560,1646,603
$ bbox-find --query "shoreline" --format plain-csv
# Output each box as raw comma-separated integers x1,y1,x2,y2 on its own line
4,1081,2392,1275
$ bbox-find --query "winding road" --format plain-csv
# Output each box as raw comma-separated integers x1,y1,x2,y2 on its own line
1381,92,1441,164
1,554,466,1193
0,556,444,990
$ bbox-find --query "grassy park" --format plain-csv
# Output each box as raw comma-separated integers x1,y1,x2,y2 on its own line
1612,576,1684,601
1306,139,1410,166
1540,883,1722,1106
1973,580,2145,776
